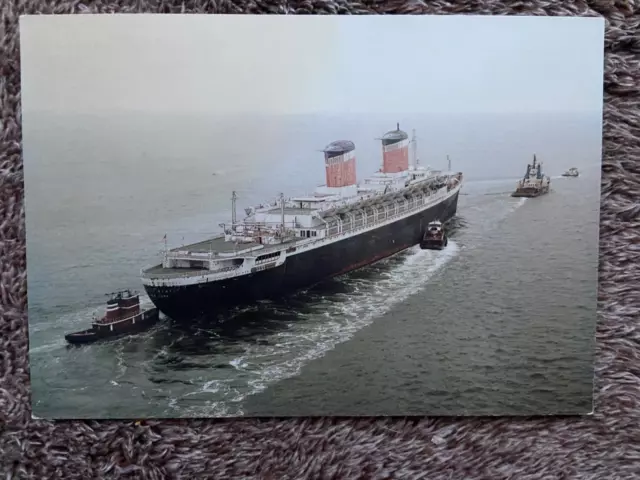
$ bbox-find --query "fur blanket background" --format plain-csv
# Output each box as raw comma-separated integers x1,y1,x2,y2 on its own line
1,2,639,478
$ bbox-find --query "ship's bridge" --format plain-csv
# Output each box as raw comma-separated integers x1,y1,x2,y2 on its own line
290,195,330,208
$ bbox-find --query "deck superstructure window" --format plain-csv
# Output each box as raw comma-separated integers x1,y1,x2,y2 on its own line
256,252,280,263
298,230,319,238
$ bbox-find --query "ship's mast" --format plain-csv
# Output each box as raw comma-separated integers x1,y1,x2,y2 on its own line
231,191,237,228
279,192,285,231
412,129,418,168
161,233,168,264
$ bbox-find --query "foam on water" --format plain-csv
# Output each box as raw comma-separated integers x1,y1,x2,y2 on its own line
492,196,527,225
174,242,460,417
29,338,69,355
509,197,527,213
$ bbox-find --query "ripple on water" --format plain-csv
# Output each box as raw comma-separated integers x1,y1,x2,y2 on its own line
165,241,461,417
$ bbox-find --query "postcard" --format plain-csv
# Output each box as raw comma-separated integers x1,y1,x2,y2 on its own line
20,14,605,418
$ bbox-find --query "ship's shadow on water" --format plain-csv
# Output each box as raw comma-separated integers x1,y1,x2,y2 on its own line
150,215,468,358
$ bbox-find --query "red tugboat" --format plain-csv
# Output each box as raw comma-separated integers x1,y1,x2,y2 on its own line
420,220,448,250
64,290,160,345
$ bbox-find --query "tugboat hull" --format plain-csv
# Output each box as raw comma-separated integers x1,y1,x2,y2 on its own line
420,236,448,250
64,329,99,345
511,187,549,198
65,308,160,345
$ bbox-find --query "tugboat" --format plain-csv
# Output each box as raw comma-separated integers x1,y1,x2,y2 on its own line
64,290,160,345
420,220,448,250
511,154,550,198
561,167,579,177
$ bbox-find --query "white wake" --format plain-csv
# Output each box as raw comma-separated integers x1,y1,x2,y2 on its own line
175,242,461,417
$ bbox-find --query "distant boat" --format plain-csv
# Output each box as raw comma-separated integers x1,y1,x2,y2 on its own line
561,167,579,177
511,154,550,198
64,290,159,345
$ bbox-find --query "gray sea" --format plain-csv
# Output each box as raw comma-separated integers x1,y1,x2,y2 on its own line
23,111,602,418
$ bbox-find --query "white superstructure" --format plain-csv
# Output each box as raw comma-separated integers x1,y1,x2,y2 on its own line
514,154,550,192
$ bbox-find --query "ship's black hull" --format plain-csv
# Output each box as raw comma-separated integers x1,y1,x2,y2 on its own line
145,191,460,320
65,308,160,345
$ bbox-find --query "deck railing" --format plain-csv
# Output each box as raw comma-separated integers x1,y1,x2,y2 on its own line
143,264,240,279
152,181,458,270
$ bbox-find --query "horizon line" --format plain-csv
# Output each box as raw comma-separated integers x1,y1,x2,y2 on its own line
24,108,604,116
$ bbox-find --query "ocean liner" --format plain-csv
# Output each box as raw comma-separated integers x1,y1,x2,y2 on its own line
141,124,463,320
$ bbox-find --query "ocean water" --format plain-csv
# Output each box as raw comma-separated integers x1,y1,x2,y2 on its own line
23,112,602,418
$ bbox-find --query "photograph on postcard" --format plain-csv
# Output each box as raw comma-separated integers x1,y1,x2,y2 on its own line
20,14,604,418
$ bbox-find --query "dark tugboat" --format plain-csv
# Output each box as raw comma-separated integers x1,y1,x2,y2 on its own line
511,154,550,198
64,290,160,345
420,220,448,250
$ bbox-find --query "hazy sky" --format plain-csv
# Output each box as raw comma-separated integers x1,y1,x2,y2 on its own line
20,15,605,115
